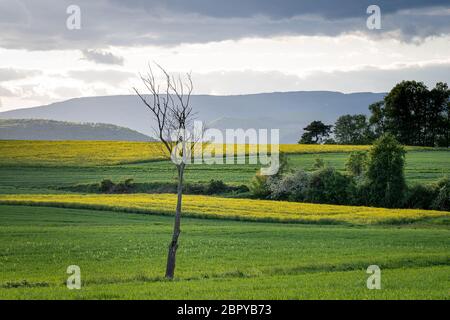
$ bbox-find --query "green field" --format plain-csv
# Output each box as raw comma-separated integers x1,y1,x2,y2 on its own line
0,141,449,299
0,205,448,299
288,151,450,184
1,151,449,195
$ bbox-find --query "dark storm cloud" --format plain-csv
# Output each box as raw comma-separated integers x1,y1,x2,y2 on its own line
0,0,448,50
111,0,450,19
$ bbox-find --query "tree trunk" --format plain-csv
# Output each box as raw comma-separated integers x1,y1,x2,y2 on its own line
165,163,184,279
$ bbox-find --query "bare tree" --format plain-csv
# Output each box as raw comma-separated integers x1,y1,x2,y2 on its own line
133,64,198,279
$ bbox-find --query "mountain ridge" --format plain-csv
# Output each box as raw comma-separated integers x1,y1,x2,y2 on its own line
0,91,386,143
0,119,154,141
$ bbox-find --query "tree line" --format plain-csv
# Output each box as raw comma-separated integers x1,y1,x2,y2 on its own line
299,81,450,147
253,133,449,211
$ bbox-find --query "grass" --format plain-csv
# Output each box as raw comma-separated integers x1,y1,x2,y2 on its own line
289,151,450,184
0,160,259,192
0,140,449,299
0,151,449,196
0,205,448,299
0,193,448,225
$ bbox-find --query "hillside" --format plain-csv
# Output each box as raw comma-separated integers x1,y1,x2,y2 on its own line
0,91,386,143
0,119,153,141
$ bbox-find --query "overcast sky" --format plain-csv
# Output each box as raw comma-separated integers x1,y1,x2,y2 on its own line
0,0,449,110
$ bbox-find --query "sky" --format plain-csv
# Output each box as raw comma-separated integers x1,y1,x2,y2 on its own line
0,0,449,110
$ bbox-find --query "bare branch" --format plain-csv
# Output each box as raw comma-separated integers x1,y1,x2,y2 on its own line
134,63,201,160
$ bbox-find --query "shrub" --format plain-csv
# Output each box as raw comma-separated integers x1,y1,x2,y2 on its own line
269,170,309,201
234,185,250,193
431,177,450,211
432,187,450,211
250,173,271,199
114,178,134,193
100,179,115,193
185,183,207,194
350,180,371,206
346,151,367,177
305,167,353,205
404,184,436,209
206,179,227,195
435,176,450,190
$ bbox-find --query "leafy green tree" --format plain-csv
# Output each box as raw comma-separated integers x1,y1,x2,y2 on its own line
384,81,429,146
299,121,332,144
429,82,450,147
345,151,367,177
368,101,386,139
366,133,406,207
446,100,450,148
334,114,373,145
447,100,450,147
323,138,336,144
368,81,449,147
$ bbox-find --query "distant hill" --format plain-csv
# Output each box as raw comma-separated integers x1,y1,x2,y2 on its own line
0,119,154,141
0,91,386,143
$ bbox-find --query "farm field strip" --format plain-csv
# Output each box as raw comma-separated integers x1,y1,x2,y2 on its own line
0,140,442,167
287,151,450,184
0,152,448,195
0,205,448,299
0,193,448,225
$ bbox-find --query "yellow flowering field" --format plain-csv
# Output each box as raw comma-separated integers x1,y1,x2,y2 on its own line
0,140,437,167
0,140,166,166
0,194,447,225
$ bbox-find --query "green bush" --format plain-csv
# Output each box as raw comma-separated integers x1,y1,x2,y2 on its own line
404,184,436,210
350,180,370,206
65,178,248,196
345,151,367,177
206,179,227,194
305,167,353,205
114,178,134,193
185,183,206,194
250,173,271,199
234,184,250,193
435,176,450,190
432,187,450,211
431,177,450,211
100,179,115,193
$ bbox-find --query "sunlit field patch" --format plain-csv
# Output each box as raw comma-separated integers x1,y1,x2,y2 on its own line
0,140,440,167
0,193,448,225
